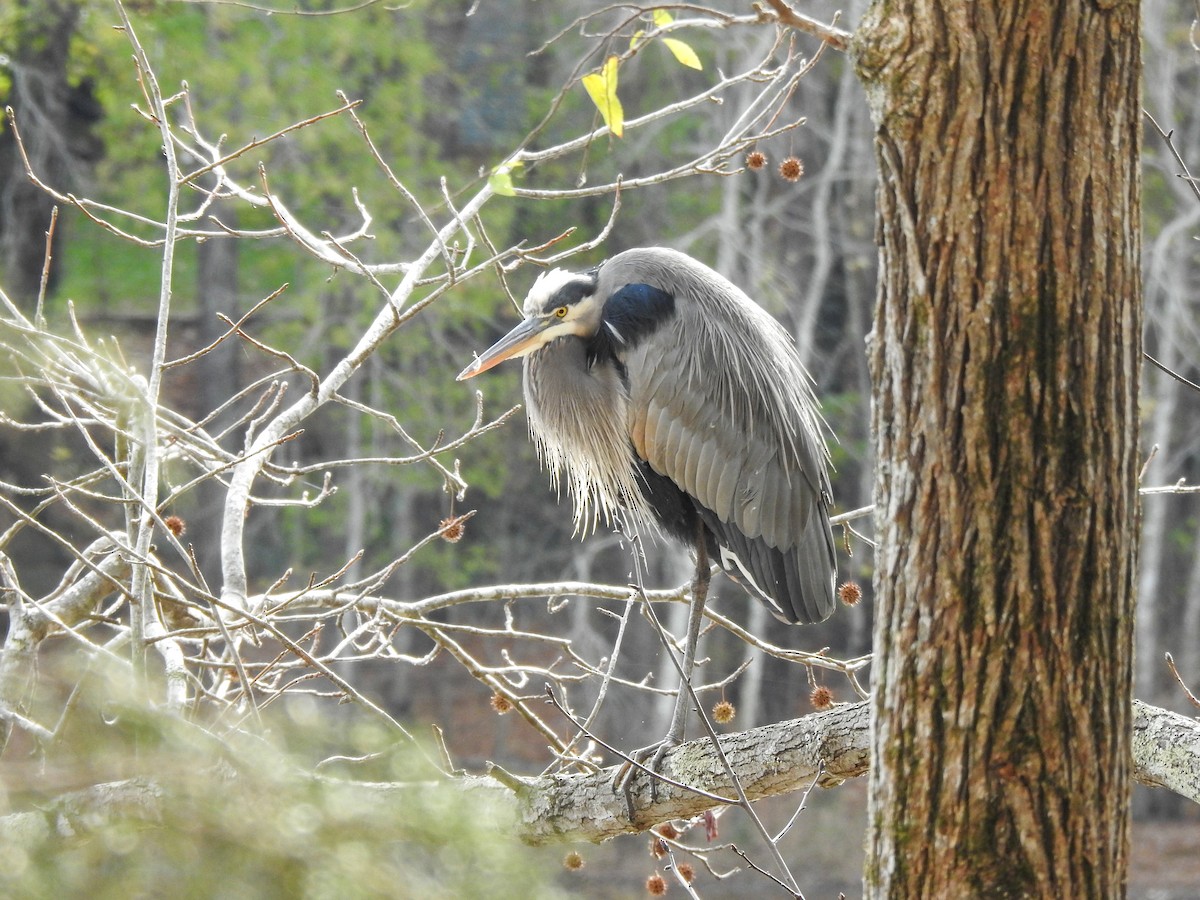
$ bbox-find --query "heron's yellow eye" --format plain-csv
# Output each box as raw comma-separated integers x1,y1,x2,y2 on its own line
554,306,568,319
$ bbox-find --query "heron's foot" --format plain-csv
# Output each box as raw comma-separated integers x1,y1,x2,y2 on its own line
612,736,679,819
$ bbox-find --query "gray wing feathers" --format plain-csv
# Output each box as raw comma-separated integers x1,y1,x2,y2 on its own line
629,321,829,555
791,506,838,623
712,449,740,520
758,463,783,545
613,247,835,623
692,439,722,520
695,498,836,624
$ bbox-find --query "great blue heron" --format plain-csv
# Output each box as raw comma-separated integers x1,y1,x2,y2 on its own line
458,246,837,754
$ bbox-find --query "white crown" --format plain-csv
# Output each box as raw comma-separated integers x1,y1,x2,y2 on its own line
523,268,591,315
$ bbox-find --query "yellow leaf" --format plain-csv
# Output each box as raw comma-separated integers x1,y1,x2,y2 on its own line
652,9,673,27
582,56,624,137
629,28,645,51
661,37,702,71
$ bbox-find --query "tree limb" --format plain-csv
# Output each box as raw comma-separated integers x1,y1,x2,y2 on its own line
1131,699,1200,801
756,0,852,52
498,701,870,845
4,700,1193,849
493,699,1200,844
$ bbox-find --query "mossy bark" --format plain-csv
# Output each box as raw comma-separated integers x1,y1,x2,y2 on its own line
853,1,1142,896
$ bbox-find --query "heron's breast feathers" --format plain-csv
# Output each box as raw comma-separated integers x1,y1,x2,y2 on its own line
523,343,653,535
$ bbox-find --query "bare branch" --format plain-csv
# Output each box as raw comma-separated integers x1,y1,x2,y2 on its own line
755,0,852,52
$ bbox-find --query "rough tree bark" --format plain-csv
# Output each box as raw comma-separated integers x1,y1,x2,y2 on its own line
852,2,1142,896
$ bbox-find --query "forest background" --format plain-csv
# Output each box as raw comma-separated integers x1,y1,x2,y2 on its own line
0,0,1197,896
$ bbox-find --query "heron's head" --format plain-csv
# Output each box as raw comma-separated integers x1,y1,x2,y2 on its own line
457,268,600,380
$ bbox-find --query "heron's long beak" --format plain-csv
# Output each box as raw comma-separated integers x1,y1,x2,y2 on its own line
457,316,549,380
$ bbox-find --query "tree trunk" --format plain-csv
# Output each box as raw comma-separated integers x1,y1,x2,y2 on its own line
0,1,102,304
853,2,1142,896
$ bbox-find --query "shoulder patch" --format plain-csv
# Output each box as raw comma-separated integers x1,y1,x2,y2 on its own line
600,283,675,347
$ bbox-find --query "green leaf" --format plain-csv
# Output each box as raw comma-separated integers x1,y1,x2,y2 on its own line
489,170,515,197
581,56,624,137
661,36,702,70
488,161,522,197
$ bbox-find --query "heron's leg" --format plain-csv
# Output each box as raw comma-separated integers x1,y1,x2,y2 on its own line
663,529,711,744
613,521,711,812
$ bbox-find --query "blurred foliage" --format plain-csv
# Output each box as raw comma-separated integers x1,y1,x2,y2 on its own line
0,659,563,899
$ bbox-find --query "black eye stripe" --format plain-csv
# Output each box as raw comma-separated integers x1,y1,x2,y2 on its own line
542,277,596,313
